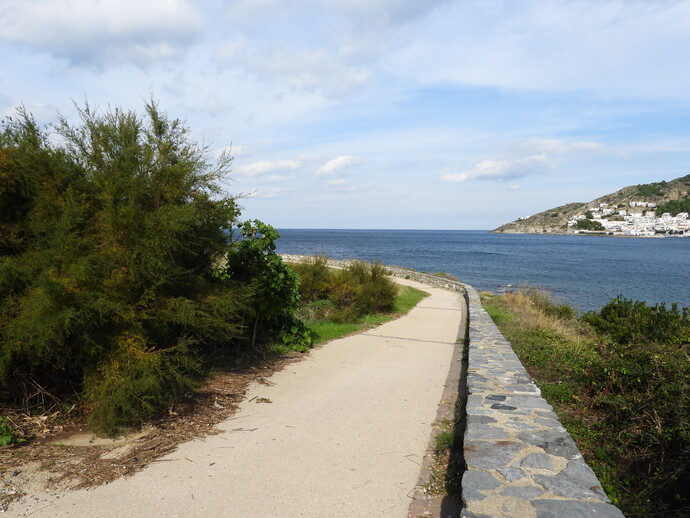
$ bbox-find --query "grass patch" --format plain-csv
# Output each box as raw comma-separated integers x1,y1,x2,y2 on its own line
278,256,430,350
304,285,429,345
426,393,466,496
393,285,429,314
434,428,457,454
307,321,361,344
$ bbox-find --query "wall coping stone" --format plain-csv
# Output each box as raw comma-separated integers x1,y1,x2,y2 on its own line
460,284,625,518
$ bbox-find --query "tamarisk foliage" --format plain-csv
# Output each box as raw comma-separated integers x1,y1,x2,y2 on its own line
0,103,301,434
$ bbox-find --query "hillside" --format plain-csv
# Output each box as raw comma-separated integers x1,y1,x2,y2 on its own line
493,174,690,235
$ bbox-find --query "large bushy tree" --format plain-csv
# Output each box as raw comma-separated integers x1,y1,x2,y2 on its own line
0,103,298,433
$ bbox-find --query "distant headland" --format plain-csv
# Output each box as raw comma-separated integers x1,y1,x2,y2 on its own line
493,174,690,237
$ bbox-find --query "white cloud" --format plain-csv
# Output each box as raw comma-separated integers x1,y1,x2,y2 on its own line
440,154,556,183
328,179,347,186
386,0,690,99
213,1,690,102
215,41,370,97
255,185,300,199
216,0,451,98
229,145,249,158
0,0,202,67
512,139,604,155
440,138,605,183
315,155,361,176
264,174,291,182
235,160,301,177
225,0,451,30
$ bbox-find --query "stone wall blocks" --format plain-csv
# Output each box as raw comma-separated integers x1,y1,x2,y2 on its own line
519,453,555,470
532,500,626,518
462,470,502,501
497,467,527,482
461,283,624,517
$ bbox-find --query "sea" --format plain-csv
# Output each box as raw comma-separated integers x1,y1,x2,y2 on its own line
275,229,690,313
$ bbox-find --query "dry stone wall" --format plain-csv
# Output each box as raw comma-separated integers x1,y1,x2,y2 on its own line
461,285,624,518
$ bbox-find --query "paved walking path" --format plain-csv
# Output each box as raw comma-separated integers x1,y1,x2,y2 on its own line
8,279,464,518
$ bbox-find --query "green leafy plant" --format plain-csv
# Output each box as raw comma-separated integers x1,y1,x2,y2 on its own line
656,198,690,216
0,417,17,446
225,220,310,352
636,181,667,198
0,103,298,434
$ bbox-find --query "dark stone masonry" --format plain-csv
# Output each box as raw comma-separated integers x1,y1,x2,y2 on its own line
459,285,624,518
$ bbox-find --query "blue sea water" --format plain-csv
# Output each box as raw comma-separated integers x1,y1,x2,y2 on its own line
275,229,690,312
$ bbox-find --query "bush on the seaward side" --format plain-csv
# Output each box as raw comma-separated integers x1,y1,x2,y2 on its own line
484,290,690,517
580,297,690,517
292,257,397,323
0,103,301,434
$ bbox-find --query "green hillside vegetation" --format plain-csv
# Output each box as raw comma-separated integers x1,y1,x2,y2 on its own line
0,104,305,435
494,174,690,234
492,202,586,234
481,290,690,518
575,219,605,231
656,197,690,216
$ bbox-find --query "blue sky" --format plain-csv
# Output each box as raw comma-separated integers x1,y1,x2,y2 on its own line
2,0,690,229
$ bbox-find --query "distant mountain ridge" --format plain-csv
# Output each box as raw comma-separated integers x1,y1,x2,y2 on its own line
493,174,690,235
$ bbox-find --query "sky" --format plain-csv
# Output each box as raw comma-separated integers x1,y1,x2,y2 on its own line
2,0,690,230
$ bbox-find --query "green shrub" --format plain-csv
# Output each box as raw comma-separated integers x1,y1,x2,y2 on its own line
582,296,689,346
0,103,301,434
656,198,690,216
291,257,412,345
86,333,200,436
636,181,667,198
583,298,690,516
342,261,397,316
290,255,332,303
484,291,690,517
0,417,21,446
293,258,396,321
225,220,308,351
522,287,576,320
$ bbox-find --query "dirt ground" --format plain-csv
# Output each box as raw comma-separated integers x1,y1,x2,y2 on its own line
0,352,305,512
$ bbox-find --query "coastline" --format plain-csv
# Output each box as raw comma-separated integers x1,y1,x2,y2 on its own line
491,230,668,238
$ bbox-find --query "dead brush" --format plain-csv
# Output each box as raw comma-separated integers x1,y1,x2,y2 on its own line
502,289,596,355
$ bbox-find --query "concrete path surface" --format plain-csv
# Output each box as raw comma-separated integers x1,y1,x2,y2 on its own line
8,279,464,518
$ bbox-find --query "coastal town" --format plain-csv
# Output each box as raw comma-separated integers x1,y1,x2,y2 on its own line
568,201,689,236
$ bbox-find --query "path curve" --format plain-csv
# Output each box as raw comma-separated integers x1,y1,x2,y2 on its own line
8,279,464,518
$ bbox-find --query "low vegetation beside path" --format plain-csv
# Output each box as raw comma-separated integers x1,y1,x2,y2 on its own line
481,289,690,518
286,256,428,350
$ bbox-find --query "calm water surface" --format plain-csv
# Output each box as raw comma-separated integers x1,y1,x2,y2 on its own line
276,229,690,312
